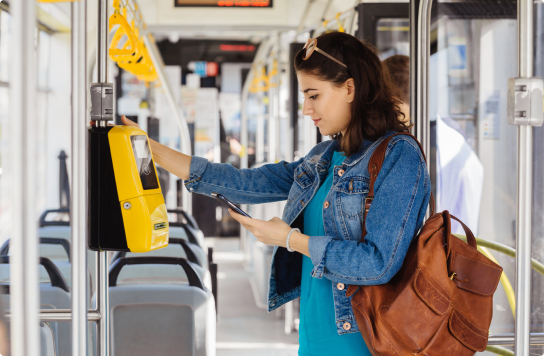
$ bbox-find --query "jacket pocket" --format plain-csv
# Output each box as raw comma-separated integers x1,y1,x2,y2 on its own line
337,178,368,220
378,267,451,353
294,164,315,189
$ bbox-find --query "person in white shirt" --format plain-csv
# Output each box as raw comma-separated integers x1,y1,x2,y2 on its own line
383,55,484,235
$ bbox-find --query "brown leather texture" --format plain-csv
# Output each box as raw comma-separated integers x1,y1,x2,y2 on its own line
347,133,503,355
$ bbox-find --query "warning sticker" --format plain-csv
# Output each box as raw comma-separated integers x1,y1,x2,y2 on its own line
154,222,167,230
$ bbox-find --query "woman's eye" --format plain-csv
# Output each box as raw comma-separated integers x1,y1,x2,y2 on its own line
309,95,318,100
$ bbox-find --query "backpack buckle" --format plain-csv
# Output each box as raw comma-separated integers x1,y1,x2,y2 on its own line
365,197,373,212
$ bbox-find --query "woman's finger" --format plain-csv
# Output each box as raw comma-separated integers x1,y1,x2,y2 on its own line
121,115,140,128
228,208,253,225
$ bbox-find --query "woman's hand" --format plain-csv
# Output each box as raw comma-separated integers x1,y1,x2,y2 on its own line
228,209,310,256
121,115,141,129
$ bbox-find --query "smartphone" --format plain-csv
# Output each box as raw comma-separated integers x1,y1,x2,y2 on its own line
211,193,252,218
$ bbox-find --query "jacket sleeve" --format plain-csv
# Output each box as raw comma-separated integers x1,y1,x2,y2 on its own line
183,156,304,205
307,139,431,285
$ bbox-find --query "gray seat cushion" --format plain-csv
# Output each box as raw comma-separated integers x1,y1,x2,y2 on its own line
108,284,215,356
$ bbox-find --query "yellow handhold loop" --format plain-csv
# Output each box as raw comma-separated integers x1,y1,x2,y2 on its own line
335,12,345,33
249,66,270,94
108,1,157,82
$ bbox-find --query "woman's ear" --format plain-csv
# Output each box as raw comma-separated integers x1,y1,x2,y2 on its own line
345,78,355,103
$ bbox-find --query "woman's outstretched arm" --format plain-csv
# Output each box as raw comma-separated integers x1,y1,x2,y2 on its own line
121,115,302,205
121,115,192,180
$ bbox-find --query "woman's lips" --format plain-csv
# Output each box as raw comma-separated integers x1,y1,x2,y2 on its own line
313,119,321,125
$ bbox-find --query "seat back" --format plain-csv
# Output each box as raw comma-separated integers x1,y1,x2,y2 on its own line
169,227,207,267
113,238,206,267
107,257,215,356
41,322,57,356
1,237,93,294
0,256,72,356
111,240,211,290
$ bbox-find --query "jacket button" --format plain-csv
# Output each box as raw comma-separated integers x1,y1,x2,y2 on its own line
324,201,329,209
343,322,351,330
338,169,345,177
337,283,345,290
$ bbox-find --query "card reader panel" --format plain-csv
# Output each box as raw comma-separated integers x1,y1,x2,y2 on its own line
88,125,169,252
88,126,129,251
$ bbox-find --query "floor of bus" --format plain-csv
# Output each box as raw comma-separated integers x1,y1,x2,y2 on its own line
206,237,299,356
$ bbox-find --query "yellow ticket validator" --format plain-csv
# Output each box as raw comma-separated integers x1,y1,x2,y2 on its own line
88,125,169,252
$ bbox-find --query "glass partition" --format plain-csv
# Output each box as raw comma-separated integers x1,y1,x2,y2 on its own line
430,10,529,354
376,18,409,59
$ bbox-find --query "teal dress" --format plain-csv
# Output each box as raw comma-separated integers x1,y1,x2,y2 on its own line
298,150,371,356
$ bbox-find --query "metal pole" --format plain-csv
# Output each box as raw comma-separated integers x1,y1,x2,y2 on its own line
514,0,534,352
297,0,316,33
267,40,278,164
141,34,193,214
256,82,265,164
71,0,88,355
348,0,360,35
409,0,418,138
488,333,544,346
6,310,102,322
97,251,108,356
321,0,334,21
96,0,109,355
240,40,272,168
97,0,108,84
241,78,250,170
9,0,40,355
414,0,432,160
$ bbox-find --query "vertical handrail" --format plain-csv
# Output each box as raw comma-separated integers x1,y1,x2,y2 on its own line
71,0,88,355
142,33,193,214
10,0,40,355
267,36,279,164
514,0,534,352
241,76,250,170
413,0,432,162
242,39,273,168
96,0,109,355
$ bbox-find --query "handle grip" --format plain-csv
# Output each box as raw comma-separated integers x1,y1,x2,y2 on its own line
168,209,199,230
108,257,205,290
0,238,71,262
113,238,201,267
0,256,70,293
39,208,70,227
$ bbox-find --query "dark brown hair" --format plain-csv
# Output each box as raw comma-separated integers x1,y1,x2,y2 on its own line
383,55,410,103
294,32,409,156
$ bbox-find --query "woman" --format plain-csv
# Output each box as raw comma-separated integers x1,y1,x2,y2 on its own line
122,31,431,355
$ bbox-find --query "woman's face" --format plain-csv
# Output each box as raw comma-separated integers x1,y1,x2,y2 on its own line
297,71,354,137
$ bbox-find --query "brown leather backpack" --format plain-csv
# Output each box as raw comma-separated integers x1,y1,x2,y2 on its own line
346,133,503,355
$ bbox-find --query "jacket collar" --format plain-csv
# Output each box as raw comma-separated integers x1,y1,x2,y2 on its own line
318,132,396,169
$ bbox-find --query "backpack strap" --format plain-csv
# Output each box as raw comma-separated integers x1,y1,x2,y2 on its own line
361,132,435,242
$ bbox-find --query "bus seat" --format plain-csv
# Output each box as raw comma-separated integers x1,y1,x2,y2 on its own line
106,257,216,356
0,256,72,356
0,238,93,300
40,322,56,356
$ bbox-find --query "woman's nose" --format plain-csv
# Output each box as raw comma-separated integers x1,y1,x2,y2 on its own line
302,99,314,116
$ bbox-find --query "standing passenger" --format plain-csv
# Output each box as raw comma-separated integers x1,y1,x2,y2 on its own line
383,54,410,123
383,54,484,235
121,31,431,356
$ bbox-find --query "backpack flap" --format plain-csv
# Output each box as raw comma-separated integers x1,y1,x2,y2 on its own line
413,267,451,315
448,237,503,296
448,308,489,352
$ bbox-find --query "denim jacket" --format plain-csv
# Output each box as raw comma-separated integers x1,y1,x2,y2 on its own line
183,133,431,335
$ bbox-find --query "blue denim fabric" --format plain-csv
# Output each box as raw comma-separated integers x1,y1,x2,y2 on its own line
184,132,431,335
